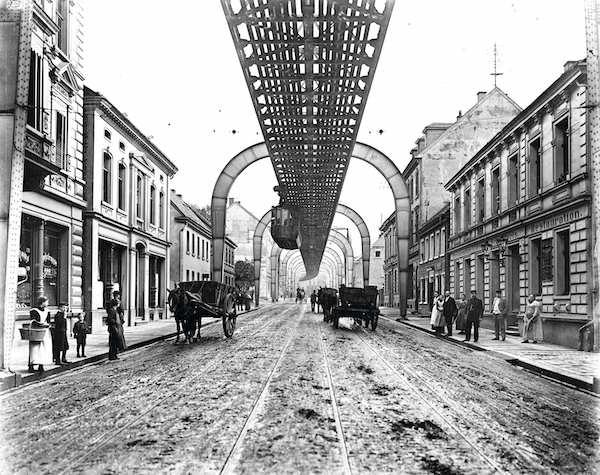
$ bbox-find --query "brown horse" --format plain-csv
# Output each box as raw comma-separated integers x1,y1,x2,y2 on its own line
167,287,201,344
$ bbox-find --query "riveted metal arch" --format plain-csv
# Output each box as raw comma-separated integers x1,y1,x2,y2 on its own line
352,141,410,316
269,244,283,301
253,209,272,306
335,203,371,286
211,142,270,283
328,229,353,284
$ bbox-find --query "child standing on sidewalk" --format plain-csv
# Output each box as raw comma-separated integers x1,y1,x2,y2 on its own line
73,314,88,358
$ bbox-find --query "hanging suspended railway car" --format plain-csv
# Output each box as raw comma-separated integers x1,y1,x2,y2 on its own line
271,205,300,249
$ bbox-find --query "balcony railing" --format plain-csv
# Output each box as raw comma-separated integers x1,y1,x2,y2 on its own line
23,127,63,191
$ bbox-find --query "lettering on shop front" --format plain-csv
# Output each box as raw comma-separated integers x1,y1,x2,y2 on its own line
528,208,586,234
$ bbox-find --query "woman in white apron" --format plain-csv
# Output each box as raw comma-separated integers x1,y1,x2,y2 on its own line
29,296,54,372
430,292,440,329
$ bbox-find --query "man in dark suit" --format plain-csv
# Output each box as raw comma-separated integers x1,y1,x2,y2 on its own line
442,290,458,337
464,290,483,342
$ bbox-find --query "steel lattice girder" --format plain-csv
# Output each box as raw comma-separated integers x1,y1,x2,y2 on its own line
221,0,394,277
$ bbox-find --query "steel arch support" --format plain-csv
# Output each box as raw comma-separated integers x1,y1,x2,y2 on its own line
270,245,283,302
336,203,370,287
328,230,353,285
253,209,272,306
211,142,269,283
353,142,410,317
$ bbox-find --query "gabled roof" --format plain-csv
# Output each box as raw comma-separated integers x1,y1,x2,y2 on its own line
170,190,211,235
445,60,585,190
228,200,261,223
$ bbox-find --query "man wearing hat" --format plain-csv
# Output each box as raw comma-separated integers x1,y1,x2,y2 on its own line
464,290,483,342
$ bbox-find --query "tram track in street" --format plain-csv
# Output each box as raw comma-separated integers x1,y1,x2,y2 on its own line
0,305,279,440
218,305,306,475
353,323,537,474
40,305,295,474
317,321,353,475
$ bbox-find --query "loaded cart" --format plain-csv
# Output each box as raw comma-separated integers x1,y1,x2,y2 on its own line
177,280,238,338
330,285,380,330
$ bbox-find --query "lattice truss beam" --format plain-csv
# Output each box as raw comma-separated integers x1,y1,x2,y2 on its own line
222,0,394,276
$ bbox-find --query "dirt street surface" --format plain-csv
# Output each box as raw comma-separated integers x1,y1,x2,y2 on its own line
1,303,598,474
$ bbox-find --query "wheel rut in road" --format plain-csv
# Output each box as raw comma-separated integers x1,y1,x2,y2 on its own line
0,305,286,473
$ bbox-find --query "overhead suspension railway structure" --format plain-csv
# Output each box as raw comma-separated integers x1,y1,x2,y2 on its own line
212,0,411,316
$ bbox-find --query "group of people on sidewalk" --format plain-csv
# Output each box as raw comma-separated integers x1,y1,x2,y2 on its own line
26,296,89,373
429,290,544,344
26,290,128,372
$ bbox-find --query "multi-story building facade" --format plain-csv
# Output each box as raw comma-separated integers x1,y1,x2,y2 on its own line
82,87,177,328
170,190,212,285
416,205,449,310
226,198,273,298
381,89,521,310
1,0,87,369
223,237,237,287
446,60,591,348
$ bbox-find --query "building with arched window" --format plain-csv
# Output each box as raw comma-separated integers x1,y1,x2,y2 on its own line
82,87,178,329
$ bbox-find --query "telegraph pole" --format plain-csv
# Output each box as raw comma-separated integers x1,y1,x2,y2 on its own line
585,0,600,351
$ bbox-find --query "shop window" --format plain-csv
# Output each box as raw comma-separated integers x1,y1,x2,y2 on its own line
102,152,112,203
117,164,126,210
556,230,570,295
529,137,541,195
554,117,570,183
27,50,44,131
508,154,519,207
55,111,67,168
17,217,66,308
491,167,500,216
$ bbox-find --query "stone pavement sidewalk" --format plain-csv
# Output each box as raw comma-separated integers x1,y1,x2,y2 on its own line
1,306,262,391
379,307,600,394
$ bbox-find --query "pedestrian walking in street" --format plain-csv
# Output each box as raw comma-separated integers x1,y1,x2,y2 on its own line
113,290,125,325
442,290,458,337
53,303,70,364
491,290,508,341
310,290,317,312
73,314,88,357
28,296,53,373
522,294,543,344
107,299,126,360
455,294,467,334
464,290,483,342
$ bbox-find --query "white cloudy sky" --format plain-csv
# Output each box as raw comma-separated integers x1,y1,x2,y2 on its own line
85,0,586,254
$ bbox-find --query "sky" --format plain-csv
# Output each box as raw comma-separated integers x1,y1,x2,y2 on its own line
84,0,586,255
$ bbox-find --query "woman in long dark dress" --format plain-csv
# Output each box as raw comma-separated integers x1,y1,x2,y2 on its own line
107,299,125,360
455,294,468,334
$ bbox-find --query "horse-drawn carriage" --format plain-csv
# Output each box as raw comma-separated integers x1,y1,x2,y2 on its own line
167,280,238,343
330,285,380,330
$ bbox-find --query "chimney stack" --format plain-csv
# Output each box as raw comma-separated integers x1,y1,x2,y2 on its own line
228,197,235,205
477,91,487,102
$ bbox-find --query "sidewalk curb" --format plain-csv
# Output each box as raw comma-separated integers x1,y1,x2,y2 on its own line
381,315,600,395
1,307,262,393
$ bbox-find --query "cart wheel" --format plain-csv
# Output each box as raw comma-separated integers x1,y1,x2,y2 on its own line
333,315,339,329
222,294,236,338
371,314,378,331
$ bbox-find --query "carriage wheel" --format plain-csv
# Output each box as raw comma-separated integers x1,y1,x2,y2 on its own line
222,294,236,338
370,314,379,331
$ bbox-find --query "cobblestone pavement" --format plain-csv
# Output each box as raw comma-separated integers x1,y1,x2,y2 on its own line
0,303,598,474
